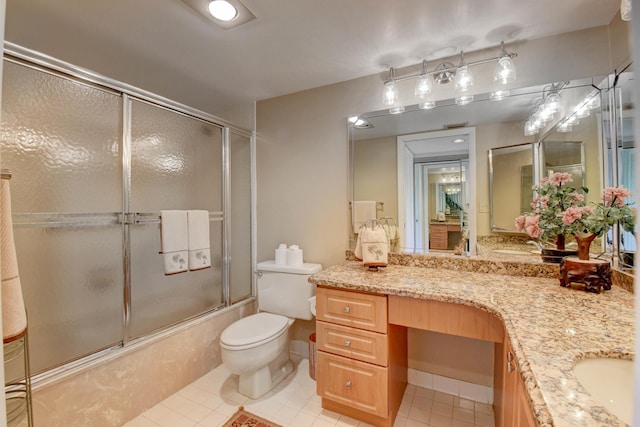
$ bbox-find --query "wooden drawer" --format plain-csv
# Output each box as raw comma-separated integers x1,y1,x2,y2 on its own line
316,287,387,333
317,320,388,366
429,225,448,236
317,351,388,418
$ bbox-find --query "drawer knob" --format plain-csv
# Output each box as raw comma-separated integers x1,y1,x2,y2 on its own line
343,306,350,314
345,380,352,389
344,340,351,347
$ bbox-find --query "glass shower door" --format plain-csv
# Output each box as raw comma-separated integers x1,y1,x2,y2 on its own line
0,61,125,375
128,99,224,339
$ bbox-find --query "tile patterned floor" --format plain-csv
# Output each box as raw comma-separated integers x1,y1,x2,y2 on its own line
124,356,495,427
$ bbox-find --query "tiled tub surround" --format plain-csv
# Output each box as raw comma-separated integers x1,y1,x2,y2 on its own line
24,300,256,427
309,262,634,426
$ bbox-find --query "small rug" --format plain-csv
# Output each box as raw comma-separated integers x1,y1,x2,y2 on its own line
222,406,282,427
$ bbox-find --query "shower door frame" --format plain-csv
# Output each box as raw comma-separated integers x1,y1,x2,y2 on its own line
2,42,256,376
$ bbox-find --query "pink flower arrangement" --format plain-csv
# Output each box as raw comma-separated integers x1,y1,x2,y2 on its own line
515,172,586,248
516,172,635,247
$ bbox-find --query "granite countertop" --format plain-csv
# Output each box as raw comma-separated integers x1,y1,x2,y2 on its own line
309,262,634,427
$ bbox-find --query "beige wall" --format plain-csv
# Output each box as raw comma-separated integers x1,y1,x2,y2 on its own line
256,25,625,386
492,147,532,229
353,135,398,226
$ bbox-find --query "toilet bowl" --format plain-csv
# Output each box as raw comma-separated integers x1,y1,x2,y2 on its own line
220,260,322,399
220,313,294,399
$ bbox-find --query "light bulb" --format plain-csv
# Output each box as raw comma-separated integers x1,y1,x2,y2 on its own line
208,0,238,21
494,56,516,84
574,105,590,119
544,93,561,113
524,120,539,136
490,90,510,101
418,101,436,110
455,65,474,92
382,80,398,107
587,93,601,110
414,74,433,98
455,95,473,106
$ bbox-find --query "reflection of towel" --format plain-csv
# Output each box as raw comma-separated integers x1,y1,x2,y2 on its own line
187,210,211,271
1,180,27,341
352,201,377,231
160,210,188,275
354,224,388,267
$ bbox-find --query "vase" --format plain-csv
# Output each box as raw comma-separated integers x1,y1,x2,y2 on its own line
574,233,597,260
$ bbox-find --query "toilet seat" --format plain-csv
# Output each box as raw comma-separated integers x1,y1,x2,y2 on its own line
220,312,289,350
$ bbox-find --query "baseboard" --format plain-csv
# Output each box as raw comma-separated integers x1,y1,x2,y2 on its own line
407,368,493,404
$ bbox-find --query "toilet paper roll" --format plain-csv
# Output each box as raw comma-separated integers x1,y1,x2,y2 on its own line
287,245,303,267
275,243,288,265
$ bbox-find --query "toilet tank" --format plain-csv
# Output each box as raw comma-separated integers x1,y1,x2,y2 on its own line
256,260,322,320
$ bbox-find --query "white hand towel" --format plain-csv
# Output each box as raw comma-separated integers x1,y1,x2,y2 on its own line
352,201,377,231
1,180,27,341
359,224,389,268
187,210,211,271
160,210,188,275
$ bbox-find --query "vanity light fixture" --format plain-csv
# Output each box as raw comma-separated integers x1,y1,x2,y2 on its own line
382,68,400,107
381,41,517,113
454,52,474,93
553,89,601,134
523,82,567,136
414,60,433,98
494,42,517,84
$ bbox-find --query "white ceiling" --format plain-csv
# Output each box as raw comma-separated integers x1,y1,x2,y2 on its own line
4,0,621,114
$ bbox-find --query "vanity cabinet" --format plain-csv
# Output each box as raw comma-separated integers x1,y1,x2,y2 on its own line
315,287,407,427
494,333,536,427
429,223,449,249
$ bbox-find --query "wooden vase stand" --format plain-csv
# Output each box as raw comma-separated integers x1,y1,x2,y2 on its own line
559,256,612,293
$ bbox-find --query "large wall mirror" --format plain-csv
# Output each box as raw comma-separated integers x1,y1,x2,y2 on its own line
349,76,607,255
603,66,636,270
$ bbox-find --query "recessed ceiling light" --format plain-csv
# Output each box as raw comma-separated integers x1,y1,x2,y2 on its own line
208,0,238,21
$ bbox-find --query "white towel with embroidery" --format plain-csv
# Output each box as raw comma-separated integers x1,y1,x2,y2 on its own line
354,224,388,267
187,210,211,271
160,210,188,275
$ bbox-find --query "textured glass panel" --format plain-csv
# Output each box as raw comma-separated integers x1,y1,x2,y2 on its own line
9,226,123,377
0,61,122,213
230,132,252,303
130,100,223,212
129,221,223,338
129,100,224,337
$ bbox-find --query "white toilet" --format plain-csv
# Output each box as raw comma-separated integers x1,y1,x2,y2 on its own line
220,260,322,399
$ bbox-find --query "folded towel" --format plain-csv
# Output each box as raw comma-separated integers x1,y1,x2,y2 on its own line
352,201,377,231
1,180,27,341
160,210,188,275
187,210,211,271
355,224,388,268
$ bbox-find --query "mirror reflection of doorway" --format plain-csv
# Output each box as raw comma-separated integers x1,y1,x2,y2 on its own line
414,160,469,251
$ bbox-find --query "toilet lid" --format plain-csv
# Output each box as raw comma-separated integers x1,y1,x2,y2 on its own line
221,312,289,348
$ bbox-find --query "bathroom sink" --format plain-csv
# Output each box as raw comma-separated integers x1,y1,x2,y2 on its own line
573,358,633,425
493,249,531,255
